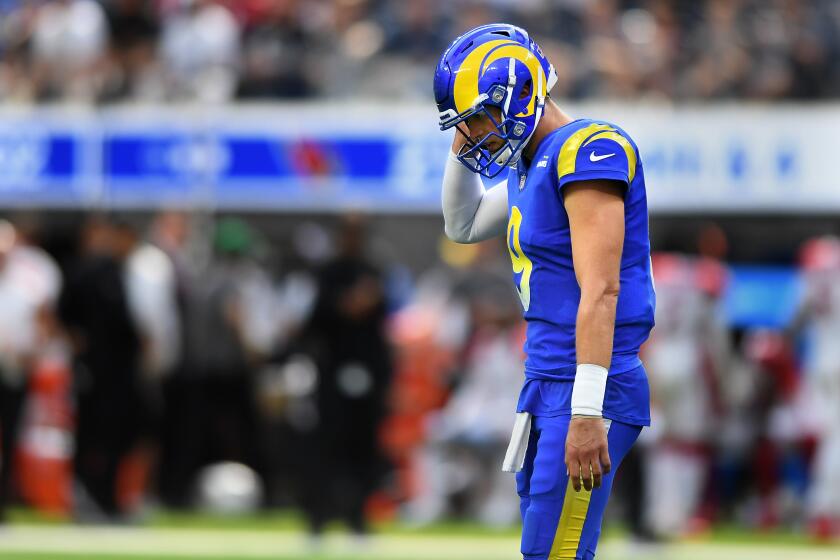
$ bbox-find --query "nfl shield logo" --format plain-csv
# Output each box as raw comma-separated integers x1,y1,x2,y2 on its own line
519,174,527,191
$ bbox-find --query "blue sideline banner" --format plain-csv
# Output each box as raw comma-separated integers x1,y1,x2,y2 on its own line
0,104,838,212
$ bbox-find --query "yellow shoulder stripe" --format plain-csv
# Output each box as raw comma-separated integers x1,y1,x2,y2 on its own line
556,124,637,184
583,130,637,182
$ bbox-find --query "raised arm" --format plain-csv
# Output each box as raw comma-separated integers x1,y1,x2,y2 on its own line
441,129,508,244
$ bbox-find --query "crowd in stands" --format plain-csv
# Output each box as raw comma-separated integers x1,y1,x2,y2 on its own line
1,0,839,104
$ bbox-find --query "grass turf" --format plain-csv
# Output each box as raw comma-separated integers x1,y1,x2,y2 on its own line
1,508,838,560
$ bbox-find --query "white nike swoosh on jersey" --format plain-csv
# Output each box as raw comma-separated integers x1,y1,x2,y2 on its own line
590,152,616,162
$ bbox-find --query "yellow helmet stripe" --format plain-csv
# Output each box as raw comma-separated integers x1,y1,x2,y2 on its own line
477,44,544,117
452,39,517,114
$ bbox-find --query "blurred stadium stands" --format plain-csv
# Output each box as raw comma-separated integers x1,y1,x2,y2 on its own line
0,0,840,557
1,0,840,103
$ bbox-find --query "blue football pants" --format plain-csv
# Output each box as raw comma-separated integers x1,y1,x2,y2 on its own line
516,415,641,560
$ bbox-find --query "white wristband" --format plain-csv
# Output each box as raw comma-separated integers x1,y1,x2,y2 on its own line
571,363,608,417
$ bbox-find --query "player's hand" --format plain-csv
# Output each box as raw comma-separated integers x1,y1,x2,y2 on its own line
451,122,470,154
565,416,611,492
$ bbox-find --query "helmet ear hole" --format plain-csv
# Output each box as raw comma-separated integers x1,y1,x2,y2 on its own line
519,80,532,100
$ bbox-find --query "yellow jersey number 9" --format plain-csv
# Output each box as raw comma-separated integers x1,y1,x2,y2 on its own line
507,206,533,311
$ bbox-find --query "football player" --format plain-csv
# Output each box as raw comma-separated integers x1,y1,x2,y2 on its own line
643,253,728,537
797,237,840,539
434,24,655,559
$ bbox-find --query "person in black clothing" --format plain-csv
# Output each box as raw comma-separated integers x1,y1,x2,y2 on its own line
58,216,144,518
236,0,314,99
299,215,392,537
102,0,161,101
158,217,263,508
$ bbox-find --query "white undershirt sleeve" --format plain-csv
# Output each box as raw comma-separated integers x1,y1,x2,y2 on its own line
442,152,509,244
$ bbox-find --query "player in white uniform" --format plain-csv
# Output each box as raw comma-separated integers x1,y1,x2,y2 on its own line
643,253,728,537
796,236,840,538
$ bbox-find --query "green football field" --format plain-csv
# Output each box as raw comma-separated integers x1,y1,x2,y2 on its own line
1,511,838,560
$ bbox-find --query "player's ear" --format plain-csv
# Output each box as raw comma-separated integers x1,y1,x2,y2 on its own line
519,80,532,100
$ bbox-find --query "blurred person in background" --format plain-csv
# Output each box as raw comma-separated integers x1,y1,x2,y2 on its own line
0,219,62,522
678,0,751,99
436,23,655,560
120,213,184,503
382,0,447,61
29,0,109,102
794,236,840,539
102,0,163,102
161,217,267,508
236,0,315,99
713,328,764,525
407,240,525,527
160,0,240,102
58,216,145,519
144,211,194,361
642,252,728,538
379,237,484,524
152,210,205,509
576,0,641,99
364,0,447,100
298,214,392,539
250,221,324,508
306,0,386,99
739,329,806,530
410,237,508,359
125,220,180,389
621,0,681,100
0,0,40,101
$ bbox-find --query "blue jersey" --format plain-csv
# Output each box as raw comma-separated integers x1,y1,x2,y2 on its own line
505,118,656,382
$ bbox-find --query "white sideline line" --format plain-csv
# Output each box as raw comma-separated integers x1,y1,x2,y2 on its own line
1,526,519,559
0,525,838,560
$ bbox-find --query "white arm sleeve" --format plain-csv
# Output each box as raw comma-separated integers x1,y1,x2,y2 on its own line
442,152,509,244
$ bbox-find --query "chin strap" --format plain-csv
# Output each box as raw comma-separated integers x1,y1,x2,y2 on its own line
504,61,547,167
493,59,520,166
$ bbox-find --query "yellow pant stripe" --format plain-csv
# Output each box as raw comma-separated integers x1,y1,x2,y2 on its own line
548,480,593,559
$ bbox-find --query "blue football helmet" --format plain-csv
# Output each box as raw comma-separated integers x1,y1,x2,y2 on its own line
434,24,558,178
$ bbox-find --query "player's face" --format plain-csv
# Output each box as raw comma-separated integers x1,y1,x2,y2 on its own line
463,106,504,153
